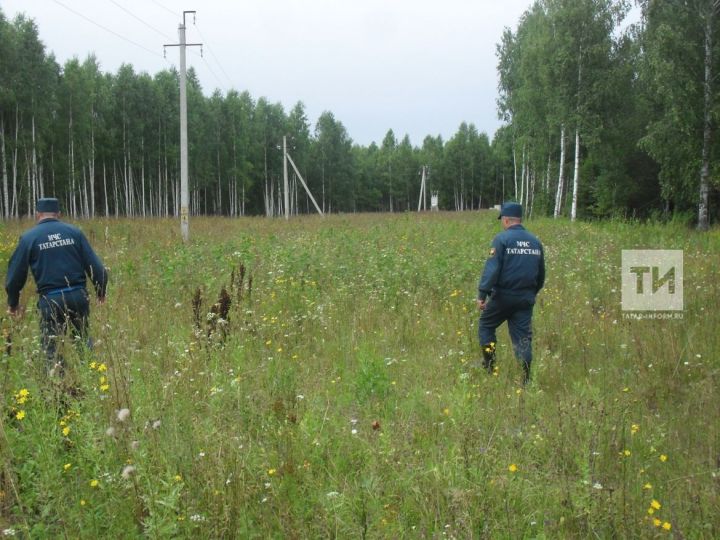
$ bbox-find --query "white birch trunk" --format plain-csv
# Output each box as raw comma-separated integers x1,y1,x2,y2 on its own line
90,107,95,218
11,106,19,218
103,161,109,217
554,125,565,218
512,144,518,200
698,7,714,230
31,115,38,212
1,117,8,218
570,128,580,222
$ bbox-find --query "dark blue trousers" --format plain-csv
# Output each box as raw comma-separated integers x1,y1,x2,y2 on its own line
478,292,534,369
37,288,90,373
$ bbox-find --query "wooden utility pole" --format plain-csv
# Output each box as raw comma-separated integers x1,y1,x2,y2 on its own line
165,11,202,242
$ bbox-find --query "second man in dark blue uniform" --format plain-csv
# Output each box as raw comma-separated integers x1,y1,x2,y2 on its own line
477,202,545,384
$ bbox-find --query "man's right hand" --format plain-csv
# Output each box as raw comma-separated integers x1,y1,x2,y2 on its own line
8,305,22,318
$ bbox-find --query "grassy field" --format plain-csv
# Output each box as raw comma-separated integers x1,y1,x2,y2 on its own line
0,212,718,538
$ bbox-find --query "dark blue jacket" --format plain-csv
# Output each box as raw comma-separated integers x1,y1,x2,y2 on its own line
5,219,108,308
477,224,545,301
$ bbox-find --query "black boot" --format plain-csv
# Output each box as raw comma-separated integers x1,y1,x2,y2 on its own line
481,343,496,374
522,361,531,385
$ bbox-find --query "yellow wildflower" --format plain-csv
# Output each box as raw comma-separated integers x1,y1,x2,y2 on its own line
174,474,182,482
623,449,631,457
662,522,671,531
97,363,107,372
63,463,72,471
89,479,99,488
80,499,86,506
15,388,29,404
648,507,655,515
62,426,70,437
631,424,639,435
267,468,277,476
508,464,518,473
15,410,26,421
653,518,661,527
659,454,668,462
90,361,97,370
651,499,661,510
99,384,110,392
643,483,652,490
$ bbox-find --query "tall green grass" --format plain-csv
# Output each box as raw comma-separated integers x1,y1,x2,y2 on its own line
0,213,717,538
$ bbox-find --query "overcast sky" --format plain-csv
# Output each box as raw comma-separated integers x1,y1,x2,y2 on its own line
4,0,543,146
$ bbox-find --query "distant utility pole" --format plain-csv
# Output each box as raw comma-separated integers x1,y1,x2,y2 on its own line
417,165,428,212
283,136,290,220
283,137,323,217
165,11,202,242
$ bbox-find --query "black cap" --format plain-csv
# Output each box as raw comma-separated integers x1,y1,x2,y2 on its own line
36,198,60,213
498,201,522,220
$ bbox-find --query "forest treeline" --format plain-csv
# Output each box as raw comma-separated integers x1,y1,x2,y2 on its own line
0,1,717,226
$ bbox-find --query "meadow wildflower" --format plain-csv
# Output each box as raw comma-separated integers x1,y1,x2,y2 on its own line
14,388,29,405
89,479,99,488
267,468,277,476
62,426,70,437
121,465,136,479
659,454,668,462
643,483,652,490
15,410,25,421
508,464,518,473
631,424,639,435
174,474,182,482
63,463,72,472
105,427,116,437
622,449,631,457
651,499,661,510
653,518,661,527
662,522,671,531
117,408,131,422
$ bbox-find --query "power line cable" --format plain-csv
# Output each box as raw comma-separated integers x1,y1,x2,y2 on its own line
107,0,173,40
52,0,164,59
187,50,226,92
193,22,236,89
148,0,177,18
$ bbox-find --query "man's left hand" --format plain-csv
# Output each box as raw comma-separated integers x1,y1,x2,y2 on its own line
477,299,486,311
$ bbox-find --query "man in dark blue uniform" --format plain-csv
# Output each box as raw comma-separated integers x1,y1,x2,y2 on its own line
477,202,544,384
5,198,108,375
